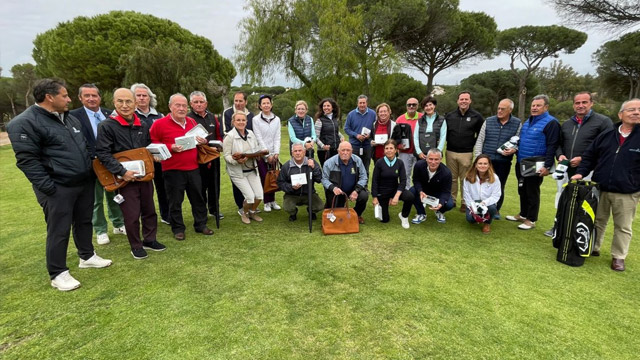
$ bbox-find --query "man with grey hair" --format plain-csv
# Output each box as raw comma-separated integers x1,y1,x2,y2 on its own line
344,94,376,174
409,148,454,224
150,93,214,240
571,98,640,271
506,94,560,230
131,83,170,224
277,143,324,221
70,83,126,245
188,91,224,219
473,98,521,219
544,91,613,237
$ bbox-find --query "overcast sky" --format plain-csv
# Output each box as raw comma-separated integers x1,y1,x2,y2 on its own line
0,0,632,87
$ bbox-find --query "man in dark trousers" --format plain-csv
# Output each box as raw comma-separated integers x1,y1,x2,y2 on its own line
473,98,521,219
545,91,613,237
188,91,224,219
70,84,125,245
409,148,454,225
149,93,214,241
96,88,166,260
131,83,169,225
277,143,324,221
445,91,484,212
8,78,112,291
572,98,640,272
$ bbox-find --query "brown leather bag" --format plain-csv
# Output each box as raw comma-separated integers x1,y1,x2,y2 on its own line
263,161,281,194
321,194,360,235
93,147,155,192
197,144,220,164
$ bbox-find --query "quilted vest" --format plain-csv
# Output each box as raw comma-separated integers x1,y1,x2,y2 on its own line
518,111,557,162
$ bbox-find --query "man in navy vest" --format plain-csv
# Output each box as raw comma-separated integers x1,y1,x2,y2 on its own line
506,95,560,230
473,98,521,219
70,84,125,246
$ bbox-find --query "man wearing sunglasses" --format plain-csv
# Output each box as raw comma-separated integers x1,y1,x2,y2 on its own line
392,98,422,189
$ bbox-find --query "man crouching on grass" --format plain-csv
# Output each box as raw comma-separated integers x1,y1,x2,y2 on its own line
96,88,167,260
7,78,112,291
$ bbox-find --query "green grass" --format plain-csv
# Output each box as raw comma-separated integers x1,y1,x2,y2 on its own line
1,131,639,359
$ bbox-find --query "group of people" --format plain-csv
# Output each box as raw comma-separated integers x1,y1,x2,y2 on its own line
7,78,640,291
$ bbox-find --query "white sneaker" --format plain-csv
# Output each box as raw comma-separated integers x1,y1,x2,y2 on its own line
51,270,81,291
79,253,113,268
518,220,536,230
270,201,281,210
96,233,110,245
398,213,410,229
411,214,426,224
435,211,446,224
113,226,127,235
263,202,272,212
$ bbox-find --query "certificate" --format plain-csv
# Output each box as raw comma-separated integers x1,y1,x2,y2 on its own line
291,173,307,186
374,134,388,144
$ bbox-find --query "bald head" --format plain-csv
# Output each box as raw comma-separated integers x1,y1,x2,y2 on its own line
406,97,419,116
338,141,353,164
113,88,136,120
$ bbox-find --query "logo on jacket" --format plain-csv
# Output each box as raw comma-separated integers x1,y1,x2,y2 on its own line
20,134,28,141
72,127,81,133
576,222,590,252
629,148,640,153
466,117,470,122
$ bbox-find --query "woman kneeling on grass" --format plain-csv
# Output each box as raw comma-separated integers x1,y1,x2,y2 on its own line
463,154,501,234
223,112,268,224
371,139,415,229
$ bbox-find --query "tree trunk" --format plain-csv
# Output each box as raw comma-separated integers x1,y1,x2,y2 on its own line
517,78,527,120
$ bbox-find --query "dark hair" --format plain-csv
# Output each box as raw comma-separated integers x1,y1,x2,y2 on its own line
315,97,340,120
33,79,66,103
574,91,593,102
234,91,248,101
420,96,437,108
258,94,272,110
383,139,397,149
78,83,100,97
458,91,472,99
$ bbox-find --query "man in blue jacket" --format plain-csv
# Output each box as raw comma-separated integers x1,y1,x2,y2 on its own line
572,98,640,271
7,79,112,291
70,84,125,245
344,95,376,175
506,95,560,230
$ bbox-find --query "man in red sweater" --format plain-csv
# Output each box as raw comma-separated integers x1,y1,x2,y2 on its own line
149,93,214,240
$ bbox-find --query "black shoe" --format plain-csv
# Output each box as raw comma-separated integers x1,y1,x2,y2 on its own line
591,250,600,257
311,212,317,220
143,240,167,252
289,214,297,221
131,247,148,260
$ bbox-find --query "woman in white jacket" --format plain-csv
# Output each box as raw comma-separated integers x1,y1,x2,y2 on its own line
224,112,268,224
463,154,501,234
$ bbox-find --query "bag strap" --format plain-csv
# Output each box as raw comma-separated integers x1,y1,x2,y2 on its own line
331,193,350,211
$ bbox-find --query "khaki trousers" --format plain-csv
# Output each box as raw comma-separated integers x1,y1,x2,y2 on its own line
594,191,640,259
446,151,473,206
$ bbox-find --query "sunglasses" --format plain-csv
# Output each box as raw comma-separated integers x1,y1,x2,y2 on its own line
406,103,418,107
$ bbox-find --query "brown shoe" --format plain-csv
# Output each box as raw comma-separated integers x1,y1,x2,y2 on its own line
611,258,625,271
591,250,600,257
248,211,263,222
459,205,466,213
174,232,185,241
198,228,214,235
358,216,365,224
506,214,526,222
482,223,491,234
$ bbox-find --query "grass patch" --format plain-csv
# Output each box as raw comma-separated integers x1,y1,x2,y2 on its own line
1,131,639,359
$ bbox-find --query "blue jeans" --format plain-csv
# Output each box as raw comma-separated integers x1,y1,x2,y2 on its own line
465,204,498,224
410,187,454,215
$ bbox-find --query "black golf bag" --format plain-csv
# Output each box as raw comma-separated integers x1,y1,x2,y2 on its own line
552,180,600,267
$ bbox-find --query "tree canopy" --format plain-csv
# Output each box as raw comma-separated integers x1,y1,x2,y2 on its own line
548,0,640,31
496,25,587,119
32,11,235,109
593,31,640,100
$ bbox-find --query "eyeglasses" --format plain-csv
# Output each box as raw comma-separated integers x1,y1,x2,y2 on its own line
406,103,418,107
622,108,639,113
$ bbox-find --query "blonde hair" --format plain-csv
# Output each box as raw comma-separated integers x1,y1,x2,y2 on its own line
465,154,496,184
294,100,308,111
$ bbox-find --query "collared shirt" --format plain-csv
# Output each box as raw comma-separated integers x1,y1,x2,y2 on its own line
339,158,357,193
384,156,397,167
84,106,105,138
170,114,187,129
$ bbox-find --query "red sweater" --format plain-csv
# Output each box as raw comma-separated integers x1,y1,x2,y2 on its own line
149,114,199,171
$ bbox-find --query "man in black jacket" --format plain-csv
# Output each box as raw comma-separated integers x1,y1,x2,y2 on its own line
7,79,112,291
572,98,640,272
409,148,454,224
277,143,324,221
70,84,125,245
545,92,613,236
445,91,484,212
95,88,166,260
